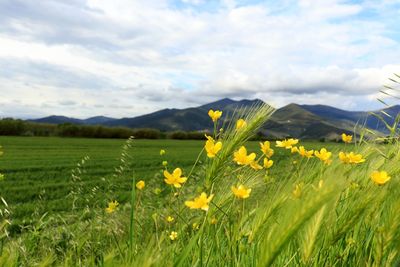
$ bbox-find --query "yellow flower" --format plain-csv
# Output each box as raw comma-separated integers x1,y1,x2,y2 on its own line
169,231,178,241
298,146,314,158
164,168,187,188
236,119,247,130
136,180,145,190
263,158,273,169
314,148,332,165
342,133,353,143
250,161,263,170
276,138,299,149
192,222,200,230
338,152,349,163
166,216,175,223
233,146,256,165
160,149,166,156
231,185,251,199
291,146,299,154
208,109,222,122
371,171,391,185
349,152,365,163
185,192,214,211
339,152,365,164
105,200,119,214
204,135,222,158
162,160,168,166
210,217,218,225
260,141,274,158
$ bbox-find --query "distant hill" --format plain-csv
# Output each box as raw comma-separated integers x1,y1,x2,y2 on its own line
260,103,355,139
29,98,400,139
104,98,264,131
300,104,400,134
30,115,84,125
83,116,116,125
29,115,116,125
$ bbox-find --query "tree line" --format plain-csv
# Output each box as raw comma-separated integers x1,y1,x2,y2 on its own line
0,118,210,139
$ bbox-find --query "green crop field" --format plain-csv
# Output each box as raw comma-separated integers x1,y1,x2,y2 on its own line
0,136,343,223
0,137,203,222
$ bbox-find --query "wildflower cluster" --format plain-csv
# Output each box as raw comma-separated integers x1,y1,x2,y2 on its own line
273,133,391,186
279,135,367,166
104,106,391,254
276,138,299,149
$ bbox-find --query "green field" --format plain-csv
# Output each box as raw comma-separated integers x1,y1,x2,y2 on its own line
0,136,343,223
0,137,202,222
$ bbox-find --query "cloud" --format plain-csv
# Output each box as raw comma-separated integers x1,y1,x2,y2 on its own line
58,100,77,106
0,0,399,118
0,57,114,90
181,0,205,5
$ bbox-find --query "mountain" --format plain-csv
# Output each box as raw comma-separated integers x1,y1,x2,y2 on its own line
30,115,116,125
104,98,262,131
199,98,264,112
260,103,356,139
30,115,84,125
83,116,116,125
28,99,400,139
300,104,400,134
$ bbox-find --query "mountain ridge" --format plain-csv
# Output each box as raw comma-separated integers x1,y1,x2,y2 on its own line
28,98,400,139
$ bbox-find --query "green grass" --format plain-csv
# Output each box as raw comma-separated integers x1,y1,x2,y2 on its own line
0,137,206,222
0,136,344,223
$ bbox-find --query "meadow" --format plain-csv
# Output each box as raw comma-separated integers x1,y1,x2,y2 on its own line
0,136,341,224
0,137,201,223
0,104,399,266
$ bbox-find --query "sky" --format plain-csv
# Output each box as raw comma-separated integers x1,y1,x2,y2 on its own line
0,0,399,119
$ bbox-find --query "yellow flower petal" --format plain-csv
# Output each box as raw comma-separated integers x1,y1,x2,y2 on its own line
185,192,214,211
342,133,353,143
231,185,251,199
136,180,145,190
236,119,247,130
371,170,391,185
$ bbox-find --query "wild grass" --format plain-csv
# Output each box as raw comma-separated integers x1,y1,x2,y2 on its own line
0,102,399,266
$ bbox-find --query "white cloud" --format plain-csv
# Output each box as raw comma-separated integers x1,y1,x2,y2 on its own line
0,0,399,118
181,0,205,5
